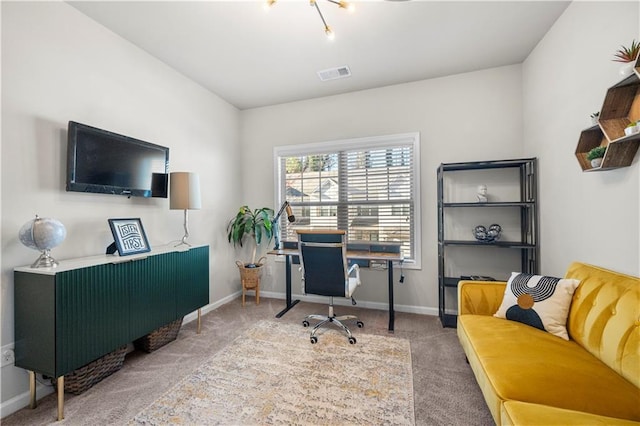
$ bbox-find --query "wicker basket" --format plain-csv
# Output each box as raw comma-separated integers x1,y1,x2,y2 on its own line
236,257,266,289
57,345,128,395
134,317,183,353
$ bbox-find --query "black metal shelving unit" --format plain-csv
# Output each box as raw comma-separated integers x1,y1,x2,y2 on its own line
437,158,539,327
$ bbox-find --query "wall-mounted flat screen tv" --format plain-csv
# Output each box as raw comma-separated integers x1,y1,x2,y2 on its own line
66,121,169,198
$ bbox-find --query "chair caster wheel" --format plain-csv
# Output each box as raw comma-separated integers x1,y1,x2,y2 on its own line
356,321,364,328
348,337,356,344
310,336,318,344
302,320,309,328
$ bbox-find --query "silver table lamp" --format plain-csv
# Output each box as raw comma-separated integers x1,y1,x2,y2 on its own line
170,172,202,247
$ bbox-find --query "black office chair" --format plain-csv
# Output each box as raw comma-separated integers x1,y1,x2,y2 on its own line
297,230,363,344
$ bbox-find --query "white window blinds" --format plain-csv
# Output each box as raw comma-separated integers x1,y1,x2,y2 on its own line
274,133,420,264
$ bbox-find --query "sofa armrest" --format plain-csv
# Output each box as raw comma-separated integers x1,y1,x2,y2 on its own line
458,280,506,316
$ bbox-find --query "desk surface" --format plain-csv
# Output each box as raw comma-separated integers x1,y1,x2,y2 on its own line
268,248,404,262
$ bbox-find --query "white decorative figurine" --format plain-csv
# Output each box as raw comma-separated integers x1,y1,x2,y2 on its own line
477,184,488,203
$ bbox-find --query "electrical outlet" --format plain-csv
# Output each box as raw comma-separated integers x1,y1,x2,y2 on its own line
1,348,15,367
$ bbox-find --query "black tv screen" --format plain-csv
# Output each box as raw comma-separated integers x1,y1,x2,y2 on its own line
66,121,169,198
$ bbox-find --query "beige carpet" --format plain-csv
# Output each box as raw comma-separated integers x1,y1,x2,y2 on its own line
2,298,493,425
131,320,414,425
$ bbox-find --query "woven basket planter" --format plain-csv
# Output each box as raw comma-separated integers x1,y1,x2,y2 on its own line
134,317,183,353
57,345,128,395
236,256,266,289
236,257,265,306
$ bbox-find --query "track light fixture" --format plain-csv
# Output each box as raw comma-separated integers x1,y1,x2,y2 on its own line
266,0,354,40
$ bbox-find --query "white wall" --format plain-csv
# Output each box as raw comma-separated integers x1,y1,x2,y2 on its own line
523,1,639,276
241,65,524,310
1,2,242,408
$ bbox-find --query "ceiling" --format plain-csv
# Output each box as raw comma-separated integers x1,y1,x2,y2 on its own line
69,1,570,110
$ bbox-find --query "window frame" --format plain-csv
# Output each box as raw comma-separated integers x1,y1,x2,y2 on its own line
273,132,421,269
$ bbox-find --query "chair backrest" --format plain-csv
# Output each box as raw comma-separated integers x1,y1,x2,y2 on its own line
297,230,349,297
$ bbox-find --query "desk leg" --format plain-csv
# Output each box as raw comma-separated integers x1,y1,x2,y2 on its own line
388,260,395,333
276,254,300,318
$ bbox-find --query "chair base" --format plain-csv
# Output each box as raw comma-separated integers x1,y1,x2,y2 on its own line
302,312,363,344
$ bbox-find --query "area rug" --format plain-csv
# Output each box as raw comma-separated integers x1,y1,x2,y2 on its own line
131,320,415,425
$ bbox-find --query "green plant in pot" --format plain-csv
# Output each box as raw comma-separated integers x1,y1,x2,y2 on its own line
227,206,275,267
587,146,606,168
624,121,639,137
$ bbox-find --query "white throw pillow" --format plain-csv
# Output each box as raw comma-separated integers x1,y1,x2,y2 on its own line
494,272,580,340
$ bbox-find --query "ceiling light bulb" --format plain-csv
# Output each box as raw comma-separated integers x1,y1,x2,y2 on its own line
339,1,355,12
325,26,335,40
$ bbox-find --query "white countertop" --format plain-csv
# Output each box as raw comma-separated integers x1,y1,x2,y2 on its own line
14,243,207,275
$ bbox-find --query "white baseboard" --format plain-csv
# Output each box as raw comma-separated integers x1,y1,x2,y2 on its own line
1,378,54,419
183,291,241,324
259,290,439,317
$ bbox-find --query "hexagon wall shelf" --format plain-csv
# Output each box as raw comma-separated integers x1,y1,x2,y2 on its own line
576,60,640,172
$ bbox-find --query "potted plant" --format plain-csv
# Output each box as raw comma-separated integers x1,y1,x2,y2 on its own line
624,122,639,137
587,146,606,168
227,206,275,303
590,112,600,126
613,40,640,77
227,206,275,267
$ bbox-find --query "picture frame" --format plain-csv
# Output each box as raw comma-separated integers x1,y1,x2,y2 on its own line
107,218,151,256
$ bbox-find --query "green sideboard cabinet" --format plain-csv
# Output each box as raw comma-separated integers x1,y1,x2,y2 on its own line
14,244,209,421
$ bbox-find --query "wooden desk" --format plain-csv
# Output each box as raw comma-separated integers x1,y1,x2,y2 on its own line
267,247,403,332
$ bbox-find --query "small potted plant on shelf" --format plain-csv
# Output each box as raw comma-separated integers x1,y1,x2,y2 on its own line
587,146,606,168
613,40,640,77
624,122,639,137
590,112,600,126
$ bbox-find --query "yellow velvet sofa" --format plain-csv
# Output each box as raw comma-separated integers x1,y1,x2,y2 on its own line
457,262,640,425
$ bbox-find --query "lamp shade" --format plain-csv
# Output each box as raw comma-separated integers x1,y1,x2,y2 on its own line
170,172,201,210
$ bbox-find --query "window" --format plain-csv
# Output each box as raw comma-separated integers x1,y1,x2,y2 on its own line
274,133,421,267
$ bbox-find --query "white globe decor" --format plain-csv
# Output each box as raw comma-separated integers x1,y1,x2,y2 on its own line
19,215,67,268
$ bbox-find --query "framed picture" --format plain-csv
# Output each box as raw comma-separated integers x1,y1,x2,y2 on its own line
107,218,151,256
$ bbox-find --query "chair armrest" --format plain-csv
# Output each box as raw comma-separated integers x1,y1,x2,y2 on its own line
457,280,506,316
348,263,361,287
347,263,359,275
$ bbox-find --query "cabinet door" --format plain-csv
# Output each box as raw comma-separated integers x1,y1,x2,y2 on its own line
14,272,56,377
176,246,210,317
129,256,176,340
56,264,130,376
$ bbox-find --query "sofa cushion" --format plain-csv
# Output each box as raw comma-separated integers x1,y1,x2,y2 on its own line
494,272,579,340
501,401,640,426
458,314,640,422
565,262,640,389
458,281,506,316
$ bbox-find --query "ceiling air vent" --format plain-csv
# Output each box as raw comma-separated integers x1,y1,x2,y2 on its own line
317,65,351,82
